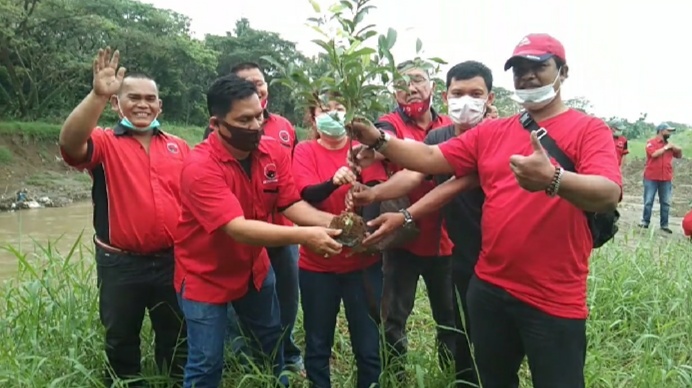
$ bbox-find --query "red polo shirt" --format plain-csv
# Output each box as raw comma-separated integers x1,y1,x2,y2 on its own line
60,125,190,253
292,139,387,273
262,112,298,227
438,109,622,319
683,210,692,237
174,132,301,304
644,137,682,181
613,135,629,166
376,109,454,257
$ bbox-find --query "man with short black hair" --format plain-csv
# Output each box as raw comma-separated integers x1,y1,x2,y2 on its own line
59,47,188,386
175,73,344,387
349,33,622,387
353,60,495,385
208,61,304,373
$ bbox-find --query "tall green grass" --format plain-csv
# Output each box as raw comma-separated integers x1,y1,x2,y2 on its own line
1,231,691,387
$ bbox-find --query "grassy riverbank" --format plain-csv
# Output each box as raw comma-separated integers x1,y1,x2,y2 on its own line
0,121,311,210
1,232,691,387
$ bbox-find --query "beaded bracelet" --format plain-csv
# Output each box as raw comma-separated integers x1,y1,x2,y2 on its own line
545,166,564,197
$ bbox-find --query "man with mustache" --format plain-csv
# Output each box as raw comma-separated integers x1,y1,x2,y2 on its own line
347,34,622,387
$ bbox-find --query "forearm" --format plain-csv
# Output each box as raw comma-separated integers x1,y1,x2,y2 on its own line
408,175,480,220
282,200,334,227
372,170,425,201
379,139,454,175
301,180,339,205
650,148,666,158
59,91,109,154
223,218,307,247
557,171,621,213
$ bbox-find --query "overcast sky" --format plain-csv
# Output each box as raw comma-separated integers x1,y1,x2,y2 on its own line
143,0,692,125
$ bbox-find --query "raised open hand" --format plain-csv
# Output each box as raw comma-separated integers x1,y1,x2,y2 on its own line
92,47,126,97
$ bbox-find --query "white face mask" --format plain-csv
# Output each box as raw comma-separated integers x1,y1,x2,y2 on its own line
512,70,562,110
447,96,487,126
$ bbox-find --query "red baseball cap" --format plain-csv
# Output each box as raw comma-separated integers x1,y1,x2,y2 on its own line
504,33,567,71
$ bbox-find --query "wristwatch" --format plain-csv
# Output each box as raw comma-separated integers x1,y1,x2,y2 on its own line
398,208,414,227
368,129,391,152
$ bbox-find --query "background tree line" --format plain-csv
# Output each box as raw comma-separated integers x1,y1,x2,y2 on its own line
0,0,686,139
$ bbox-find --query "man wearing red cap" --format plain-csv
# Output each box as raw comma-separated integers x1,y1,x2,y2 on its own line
348,33,622,387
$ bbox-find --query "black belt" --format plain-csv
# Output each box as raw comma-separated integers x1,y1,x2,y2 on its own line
93,235,173,258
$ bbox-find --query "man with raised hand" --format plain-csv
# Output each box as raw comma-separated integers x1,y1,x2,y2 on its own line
59,47,189,386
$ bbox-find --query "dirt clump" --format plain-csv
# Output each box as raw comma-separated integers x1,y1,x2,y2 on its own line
329,211,368,248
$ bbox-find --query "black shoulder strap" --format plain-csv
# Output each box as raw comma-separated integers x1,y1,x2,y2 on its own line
518,111,576,172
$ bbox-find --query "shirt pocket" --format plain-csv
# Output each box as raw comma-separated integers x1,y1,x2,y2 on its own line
258,182,280,221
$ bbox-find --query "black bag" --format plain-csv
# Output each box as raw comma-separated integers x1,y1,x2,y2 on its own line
518,112,619,248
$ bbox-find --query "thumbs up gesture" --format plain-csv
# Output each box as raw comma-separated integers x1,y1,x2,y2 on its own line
509,130,557,192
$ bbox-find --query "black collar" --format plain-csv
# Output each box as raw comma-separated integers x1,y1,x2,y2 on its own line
395,106,440,125
113,123,162,137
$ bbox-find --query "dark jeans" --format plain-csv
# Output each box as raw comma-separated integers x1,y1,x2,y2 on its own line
300,262,383,388
96,247,187,386
451,265,477,387
467,275,586,388
381,249,456,378
642,179,673,228
178,268,287,388
226,245,302,368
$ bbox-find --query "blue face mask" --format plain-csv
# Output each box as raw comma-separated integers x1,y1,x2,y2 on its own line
315,111,346,138
116,98,161,132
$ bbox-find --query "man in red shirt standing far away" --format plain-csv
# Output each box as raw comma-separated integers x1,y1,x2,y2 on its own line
175,73,344,388
59,48,189,386
609,119,629,167
204,62,304,373
639,122,682,233
349,34,622,387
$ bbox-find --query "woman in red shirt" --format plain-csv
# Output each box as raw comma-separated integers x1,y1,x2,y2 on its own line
292,99,387,388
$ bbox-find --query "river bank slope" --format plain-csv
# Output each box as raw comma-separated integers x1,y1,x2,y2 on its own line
0,121,204,211
0,121,690,219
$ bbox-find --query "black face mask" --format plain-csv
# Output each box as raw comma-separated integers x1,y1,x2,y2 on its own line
216,120,263,152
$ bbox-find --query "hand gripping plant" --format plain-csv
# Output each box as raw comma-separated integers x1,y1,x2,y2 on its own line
264,0,444,250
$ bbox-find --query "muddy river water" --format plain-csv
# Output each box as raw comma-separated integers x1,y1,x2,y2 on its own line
0,202,92,280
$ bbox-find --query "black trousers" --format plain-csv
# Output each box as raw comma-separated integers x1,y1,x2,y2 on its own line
96,247,187,386
381,249,456,379
451,264,477,387
466,275,586,388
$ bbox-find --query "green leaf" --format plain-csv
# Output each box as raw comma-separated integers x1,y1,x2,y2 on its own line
428,57,448,65
309,0,321,13
416,38,422,54
385,28,397,50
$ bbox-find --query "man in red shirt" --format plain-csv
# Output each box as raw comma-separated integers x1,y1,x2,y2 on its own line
59,48,189,386
349,34,622,387
205,62,304,372
348,60,456,380
175,73,343,388
350,61,495,385
640,122,682,233
609,119,629,167
683,210,692,238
